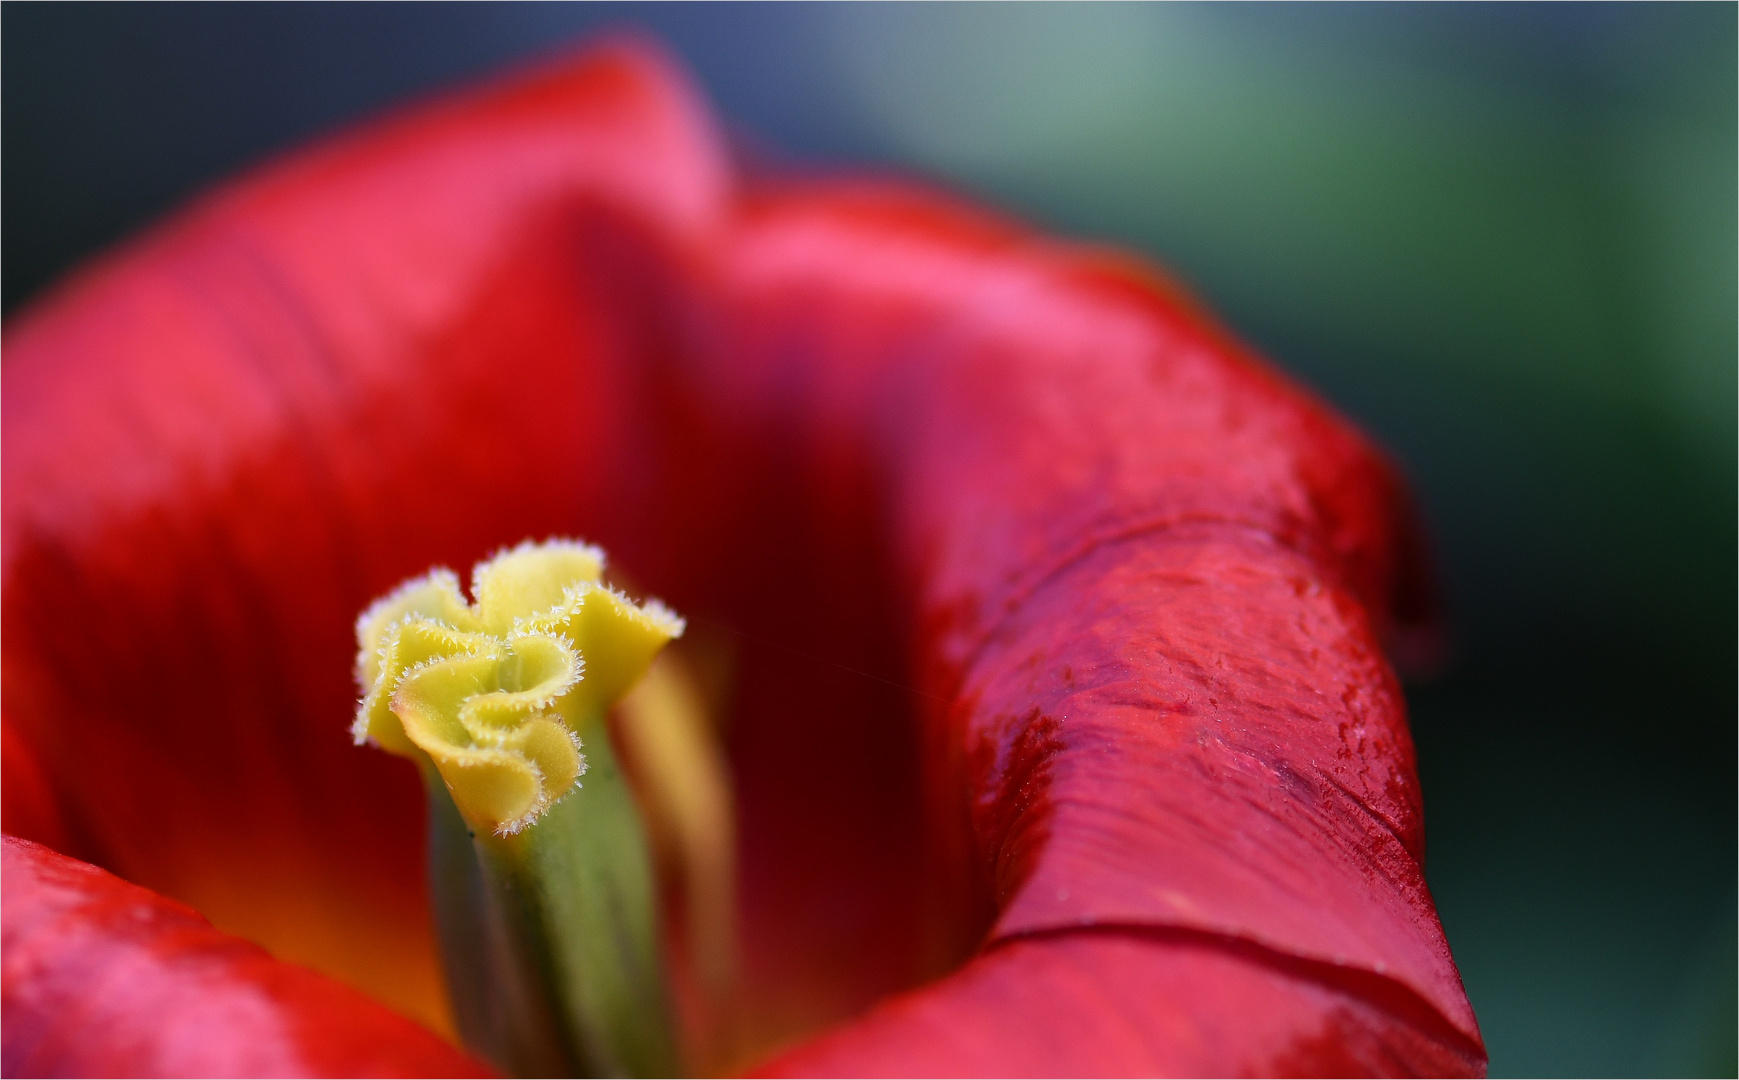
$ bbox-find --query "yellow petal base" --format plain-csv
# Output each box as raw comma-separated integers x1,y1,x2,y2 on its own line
354,539,684,836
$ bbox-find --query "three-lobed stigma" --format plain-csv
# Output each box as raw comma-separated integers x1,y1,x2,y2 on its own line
354,539,684,835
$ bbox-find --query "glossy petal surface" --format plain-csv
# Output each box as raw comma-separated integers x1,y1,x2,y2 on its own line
1,836,490,1079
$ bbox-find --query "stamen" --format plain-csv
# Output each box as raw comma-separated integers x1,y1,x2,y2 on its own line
354,539,682,836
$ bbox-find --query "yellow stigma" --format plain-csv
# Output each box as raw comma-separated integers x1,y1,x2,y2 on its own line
354,540,685,836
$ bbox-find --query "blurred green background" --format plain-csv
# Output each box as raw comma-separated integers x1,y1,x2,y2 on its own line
5,4,1733,1075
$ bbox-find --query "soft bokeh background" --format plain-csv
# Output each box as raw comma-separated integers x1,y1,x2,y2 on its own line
5,4,1732,1075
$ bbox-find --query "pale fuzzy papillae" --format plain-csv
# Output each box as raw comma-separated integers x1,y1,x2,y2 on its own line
354,540,684,836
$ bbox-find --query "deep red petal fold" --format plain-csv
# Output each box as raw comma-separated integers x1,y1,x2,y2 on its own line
2,43,1482,1077
702,187,1482,1073
2,836,490,1078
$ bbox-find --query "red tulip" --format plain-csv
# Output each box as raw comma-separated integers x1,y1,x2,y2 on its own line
1,41,1484,1078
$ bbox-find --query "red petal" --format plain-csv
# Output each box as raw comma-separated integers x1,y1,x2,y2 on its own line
707,187,1482,1072
2,42,727,1037
760,931,1480,1078
2,836,490,1078
2,42,1482,1076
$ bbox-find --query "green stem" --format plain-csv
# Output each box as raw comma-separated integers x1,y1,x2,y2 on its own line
425,709,677,1077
